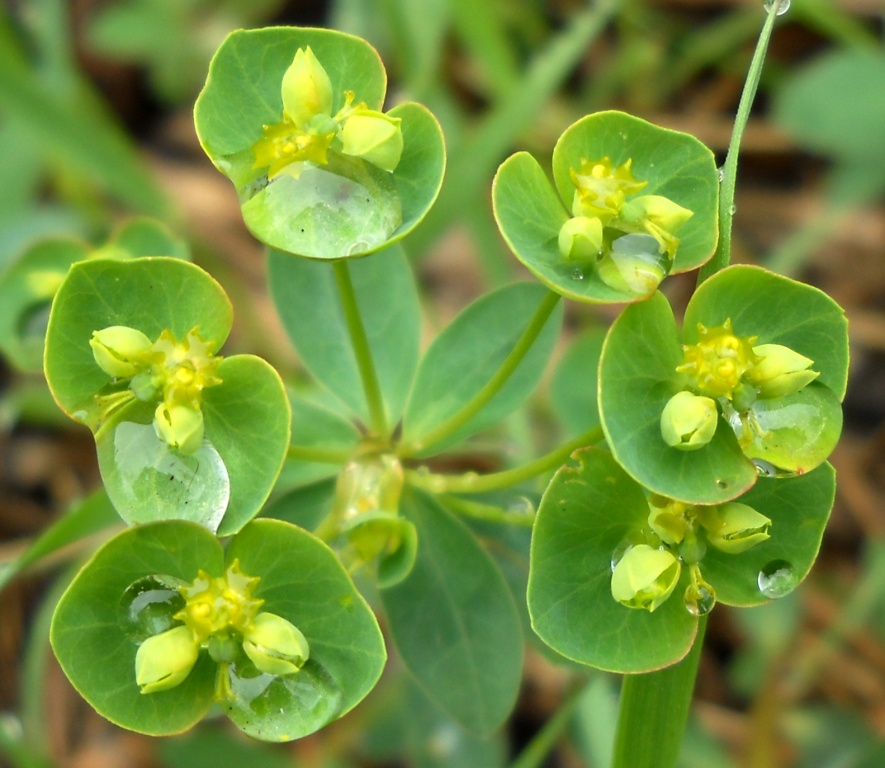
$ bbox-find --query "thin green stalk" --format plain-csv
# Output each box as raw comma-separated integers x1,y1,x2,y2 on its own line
439,495,536,527
611,617,708,768
399,290,562,458
406,425,603,494
332,260,388,438
697,0,785,284
508,681,589,768
286,444,353,464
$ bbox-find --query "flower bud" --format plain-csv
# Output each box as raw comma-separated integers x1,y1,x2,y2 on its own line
281,47,333,127
154,403,204,454
597,234,669,297
242,612,309,676
745,343,819,399
701,502,771,554
626,195,694,233
611,544,681,612
660,391,718,450
558,216,603,262
340,110,404,172
135,625,199,694
90,325,153,379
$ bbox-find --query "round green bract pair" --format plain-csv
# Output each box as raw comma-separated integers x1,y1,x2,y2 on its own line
194,27,446,260
43,257,290,535
50,519,386,741
598,265,848,504
527,447,835,672
492,111,719,303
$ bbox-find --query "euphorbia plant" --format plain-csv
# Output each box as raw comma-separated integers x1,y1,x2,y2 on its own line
5,4,847,764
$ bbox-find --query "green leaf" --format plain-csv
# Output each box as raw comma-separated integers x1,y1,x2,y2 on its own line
50,522,223,735
44,258,232,421
703,463,835,607
0,237,89,372
402,282,562,453
381,490,523,734
528,447,698,672
598,292,757,504
549,325,606,436
225,519,387,738
268,246,420,424
493,111,718,303
195,27,444,259
683,264,849,401
101,216,190,260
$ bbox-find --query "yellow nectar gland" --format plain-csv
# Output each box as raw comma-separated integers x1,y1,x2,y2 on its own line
252,119,335,177
151,327,222,410
570,157,647,223
677,320,759,399
175,560,263,644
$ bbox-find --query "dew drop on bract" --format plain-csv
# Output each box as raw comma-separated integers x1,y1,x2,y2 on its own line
98,421,231,532
597,234,670,298
757,560,798,599
683,580,716,616
717,168,725,183
118,575,185,643
571,268,585,281
610,537,633,572
506,496,535,517
239,157,402,260
752,458,778,477
221,658,344,742
763,0,790,15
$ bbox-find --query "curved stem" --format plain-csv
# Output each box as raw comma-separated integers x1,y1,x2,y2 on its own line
398,289,562,458
286,444,353,464
406,425,603,494
439,495,536,527
697,0,784,284
611,616,708,768
333,260,388,438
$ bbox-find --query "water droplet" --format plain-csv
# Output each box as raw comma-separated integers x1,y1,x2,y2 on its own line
763,0,790,15
729,204,737,215
118,575,185,643
715,478,729,489
752,458,778,477
99,420,231,531
717,168,725,183
239,157,402,259
597,234,670,298
571,267,585,281
221,658,344,741
758,560,798,598
610,539,632,572
506,496,535,517
683,580,716,616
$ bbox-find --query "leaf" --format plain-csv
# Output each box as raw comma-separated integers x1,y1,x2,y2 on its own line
381,490,523,734
683,264,849,401
402,282,562,454
528,447,698,672
50,522,223,735
268,246,420,425
703,463,835,607
549,325,606,436
598,291,757,504
102,216,190,260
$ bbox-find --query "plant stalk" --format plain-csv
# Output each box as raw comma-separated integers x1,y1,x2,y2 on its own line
332,259,388,438
697,0,784,284
611,616,708,768
398,289,562,458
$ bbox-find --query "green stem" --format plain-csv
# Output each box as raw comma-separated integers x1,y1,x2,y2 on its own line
611,616,708,768
406,425,603,494
286,444,353,464
398,290,562,458
509,681,588,768
332,260,388,438
439,495,536,527
697,0,784,284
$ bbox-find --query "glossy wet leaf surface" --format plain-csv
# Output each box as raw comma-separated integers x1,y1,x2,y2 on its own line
528,447,698,672
381,490,524,734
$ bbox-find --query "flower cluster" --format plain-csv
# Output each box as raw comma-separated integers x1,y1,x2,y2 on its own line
660,319,819,452
558,157,693,296
90,325,223,454
611,495,772,614
135,560,309,694
251,47,404,179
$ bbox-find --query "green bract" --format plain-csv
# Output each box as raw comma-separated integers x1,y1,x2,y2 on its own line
527,448,835,672
492,111,718,303
194,27,445,260
599,265,848,504
43,258,290,534
50,519,386,741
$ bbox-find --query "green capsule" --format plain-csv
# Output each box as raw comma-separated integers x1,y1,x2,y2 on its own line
660,390,718,450
281,47,333,127
242,612,310,676
610,544,681,612
90,325,153,379
135,625,199,694
339,110,404,172
746,343,819,399
701,502,771,554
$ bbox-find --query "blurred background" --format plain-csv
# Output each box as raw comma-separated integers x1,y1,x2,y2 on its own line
1,0,884,766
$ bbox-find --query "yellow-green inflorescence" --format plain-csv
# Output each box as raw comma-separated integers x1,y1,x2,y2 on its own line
558,157,693,296
660,319,820,451
90,325,223,454
610,495,772,614
251,46,404,180
134,560,309,694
